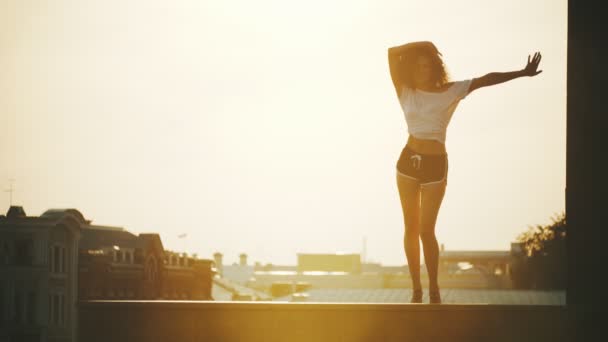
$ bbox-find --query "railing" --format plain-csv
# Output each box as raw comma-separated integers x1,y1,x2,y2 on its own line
79,300,570,341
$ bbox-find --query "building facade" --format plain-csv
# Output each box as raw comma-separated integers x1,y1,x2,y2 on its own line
1,205,217,341
78,225,215,301
0,206,88,342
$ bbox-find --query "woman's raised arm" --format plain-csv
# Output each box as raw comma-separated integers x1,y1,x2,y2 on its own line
469,52,542,93
388,41,438,96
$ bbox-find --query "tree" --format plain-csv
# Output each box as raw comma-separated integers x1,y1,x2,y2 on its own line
514,211,566,289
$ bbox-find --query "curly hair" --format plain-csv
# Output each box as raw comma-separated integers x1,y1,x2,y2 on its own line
397,44,451,90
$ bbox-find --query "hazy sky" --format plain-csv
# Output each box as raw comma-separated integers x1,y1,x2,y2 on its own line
1,0,566,266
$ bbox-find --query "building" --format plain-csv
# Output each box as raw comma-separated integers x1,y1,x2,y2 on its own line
78,225,165,300
239,249,519,298
0,206,88,342
297,253,361,274
211,252,272,301
438,249,514,288
1,204,218,342
221,252,255,284
78,225,215,300
213,252,223,277
162,250,215,300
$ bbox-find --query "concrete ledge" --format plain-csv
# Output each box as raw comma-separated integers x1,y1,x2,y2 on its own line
79,300,570,342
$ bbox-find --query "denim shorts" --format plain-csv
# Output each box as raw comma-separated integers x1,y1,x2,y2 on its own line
395,145,448,185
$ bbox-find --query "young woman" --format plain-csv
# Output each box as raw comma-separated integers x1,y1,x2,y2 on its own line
388,41,542,303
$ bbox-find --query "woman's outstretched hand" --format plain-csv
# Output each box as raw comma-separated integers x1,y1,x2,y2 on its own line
523,52,542,76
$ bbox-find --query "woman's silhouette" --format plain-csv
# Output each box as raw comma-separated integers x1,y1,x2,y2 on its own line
388,41,542,303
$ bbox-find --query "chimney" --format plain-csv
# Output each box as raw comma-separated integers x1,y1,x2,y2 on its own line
239,253,247,266
213,252,223,277
6,206,26,219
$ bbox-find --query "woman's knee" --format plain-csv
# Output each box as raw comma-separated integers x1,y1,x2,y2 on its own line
419,230,437,243
403,227,420,243
404,227,419,240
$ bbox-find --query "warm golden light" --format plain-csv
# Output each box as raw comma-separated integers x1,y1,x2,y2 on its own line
0,0,566,267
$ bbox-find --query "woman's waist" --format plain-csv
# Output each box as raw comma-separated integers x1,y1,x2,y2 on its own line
406,135,447,155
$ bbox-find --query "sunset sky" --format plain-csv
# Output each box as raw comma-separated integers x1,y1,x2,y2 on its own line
0,0,566,266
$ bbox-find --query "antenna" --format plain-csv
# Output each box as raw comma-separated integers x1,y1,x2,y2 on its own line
3,178,16,206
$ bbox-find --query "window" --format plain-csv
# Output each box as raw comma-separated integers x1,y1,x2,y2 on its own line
14,291,23,323
27,292,36,324
0,282,4,321
48,294,51,324
61,247,66,273
146,257,157,281
54,246,60,272
53,294,59,325
0,241,10,265
60,293,65,326
15,239,33,266
48,292,65,326
50,245,67,274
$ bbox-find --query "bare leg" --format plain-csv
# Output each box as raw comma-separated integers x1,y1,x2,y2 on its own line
396,172,422,291
419,180,447,292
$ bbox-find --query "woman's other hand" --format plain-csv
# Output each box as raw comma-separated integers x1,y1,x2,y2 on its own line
523,52,543,76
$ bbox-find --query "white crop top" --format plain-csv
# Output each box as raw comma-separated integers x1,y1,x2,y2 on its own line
399,79,473,144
